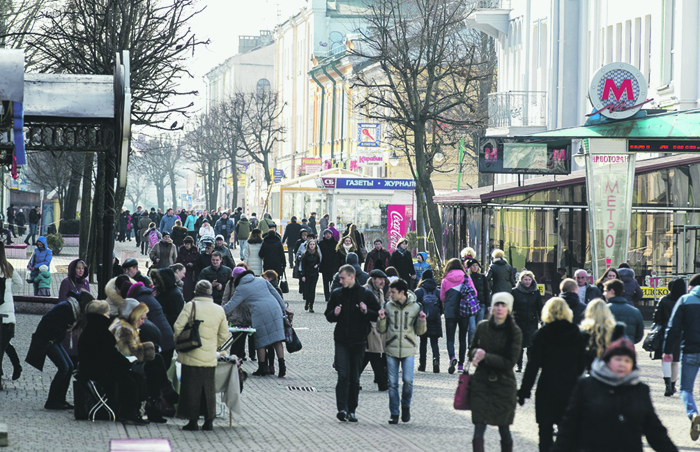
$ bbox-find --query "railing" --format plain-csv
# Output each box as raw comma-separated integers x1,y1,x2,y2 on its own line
473,0,511,8
487,91,547,128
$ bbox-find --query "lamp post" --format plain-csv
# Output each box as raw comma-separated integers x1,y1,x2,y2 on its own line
388,150,400,167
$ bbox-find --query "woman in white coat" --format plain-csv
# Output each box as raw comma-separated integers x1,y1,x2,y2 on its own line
243,229,264,275
0,242,24,389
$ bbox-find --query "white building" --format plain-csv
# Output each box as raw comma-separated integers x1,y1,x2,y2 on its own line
468,0,696,183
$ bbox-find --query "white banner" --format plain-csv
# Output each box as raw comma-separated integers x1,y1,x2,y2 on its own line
357,148,384,167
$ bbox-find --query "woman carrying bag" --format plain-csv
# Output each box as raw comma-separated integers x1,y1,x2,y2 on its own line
0,242,24,389
300,239,321,313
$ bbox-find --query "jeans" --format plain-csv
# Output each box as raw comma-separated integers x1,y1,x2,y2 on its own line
445,317,469,365
334,341,365,414
681,352,700,419
467,305,486,344
387,355,414,415
287,247,295,268
239,240,247,259
46,343,74,403
419,335,440,365
28,223,38,244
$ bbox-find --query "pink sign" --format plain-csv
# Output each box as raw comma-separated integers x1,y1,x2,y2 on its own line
388,204,411,253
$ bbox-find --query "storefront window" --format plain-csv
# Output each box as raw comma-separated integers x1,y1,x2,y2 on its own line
336,197,387,248
281,190,326,221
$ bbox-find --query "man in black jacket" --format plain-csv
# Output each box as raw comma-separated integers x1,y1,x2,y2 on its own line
281,217,302,268
365,239,391,273
318,229,339,301
25,205,41,245
560,278,587,325
574,269,602,304
259,229,286,281
325,264,380,423
198,252,231,305
466,258,490,342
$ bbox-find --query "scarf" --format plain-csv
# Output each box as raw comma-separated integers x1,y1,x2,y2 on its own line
343,244,353,253
397,247,406,255
589,358,641,387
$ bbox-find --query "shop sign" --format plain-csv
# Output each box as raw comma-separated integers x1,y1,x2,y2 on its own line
387,204,412,253
588,62,650,120
357,148,384,167
479,139,570,175
357,123,380,147
301,157,322,174
268,168,284,183
336,178,415,190
641,287,669,299
321,178,337,189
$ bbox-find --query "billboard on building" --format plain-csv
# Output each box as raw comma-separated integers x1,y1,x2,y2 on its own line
479,138,571,175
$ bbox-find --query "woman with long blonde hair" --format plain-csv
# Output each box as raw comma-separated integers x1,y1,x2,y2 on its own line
579,299,625,370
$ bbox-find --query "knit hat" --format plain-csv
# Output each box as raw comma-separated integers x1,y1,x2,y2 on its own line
120,280,134,298
369,269,387,279
162,231,170,237
39,265,48,272
421,269,434,281
119,298,140,319
491,292,514,312
184,236,194,244
466,258,480,268
126,282,146,299
195,280,213,296
232,266,247,279
240,214,246,219
602,337,637,367
215,234,225,241
323,229,333,236
690,274,700,287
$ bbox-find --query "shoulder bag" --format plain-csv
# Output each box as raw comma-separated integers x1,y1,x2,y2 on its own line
642,322,664,353
175,301,203,352
453,363,472,411
279,271,289,294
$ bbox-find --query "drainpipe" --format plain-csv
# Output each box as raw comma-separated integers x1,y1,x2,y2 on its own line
322,66,337,165
329,62,346,165
310,71,325,161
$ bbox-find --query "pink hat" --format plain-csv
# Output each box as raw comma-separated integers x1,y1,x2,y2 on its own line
232,266,247,279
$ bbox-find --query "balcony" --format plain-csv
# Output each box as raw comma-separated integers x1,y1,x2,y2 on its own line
487,91,547,134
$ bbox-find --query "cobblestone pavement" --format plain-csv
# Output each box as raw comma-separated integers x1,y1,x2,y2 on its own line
0,241,696,450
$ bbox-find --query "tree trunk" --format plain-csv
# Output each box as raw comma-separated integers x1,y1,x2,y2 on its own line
156,184,165,211
88,153,106,285
79,154,94,263
414,182,426,253
231,159,238,211
63,157,82,220
413,123,443,253
169,170,178,211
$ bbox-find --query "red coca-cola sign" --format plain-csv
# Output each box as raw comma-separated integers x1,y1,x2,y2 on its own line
387,204,412,253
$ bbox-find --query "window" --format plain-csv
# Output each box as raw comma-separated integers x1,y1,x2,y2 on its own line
256,78,271,94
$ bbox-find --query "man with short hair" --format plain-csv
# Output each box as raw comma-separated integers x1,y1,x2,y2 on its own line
132,206,143,248
378,278,426,424
215,212,234,246
308,212,318,236
158,208,177,235
25,205,41,245
559,278,587,325
122,258,152,287
198,251,232,305
319,214,330,232
364,239,391,272
574,269,602,304
362,269,389,391
319,229,340,301
604,279,644,343
325,264,380,423
664,273,700,440
214,234,236,269
281,217,302,268
235,214,251,256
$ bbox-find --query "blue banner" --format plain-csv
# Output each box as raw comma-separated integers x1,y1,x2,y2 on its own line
336,178,415,190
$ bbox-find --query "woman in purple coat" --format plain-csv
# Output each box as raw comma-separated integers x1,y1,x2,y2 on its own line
176,236,199,301
58,259,89,302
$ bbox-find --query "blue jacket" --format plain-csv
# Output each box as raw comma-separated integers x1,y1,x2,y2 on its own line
215,218,234,238
665,285,700,354
413,253,431,280
29,237,53,269
184,214,198,231
159,214,177,234
607,296,645,344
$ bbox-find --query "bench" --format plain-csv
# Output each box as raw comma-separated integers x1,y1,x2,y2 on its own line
13,295,59,304
109,439,172,451
5,244,27,259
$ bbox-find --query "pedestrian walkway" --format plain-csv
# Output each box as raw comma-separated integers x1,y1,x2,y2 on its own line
0,242,695,450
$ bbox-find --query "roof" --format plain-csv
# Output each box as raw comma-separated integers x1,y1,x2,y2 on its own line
434,153,700,205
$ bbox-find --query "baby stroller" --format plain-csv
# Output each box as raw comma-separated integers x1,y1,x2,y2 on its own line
198,235,215,253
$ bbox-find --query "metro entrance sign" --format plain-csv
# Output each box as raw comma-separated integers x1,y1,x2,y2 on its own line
588,62,649,120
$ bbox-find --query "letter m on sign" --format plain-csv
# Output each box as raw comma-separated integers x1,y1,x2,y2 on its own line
602,78,633,101
552,149,566,161
484,148,498,160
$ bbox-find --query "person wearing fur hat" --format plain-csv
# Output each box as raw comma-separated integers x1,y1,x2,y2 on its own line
176,235,199,301
149,232,177,269
552,337,678,452
511,270,543,372
468,292,522,452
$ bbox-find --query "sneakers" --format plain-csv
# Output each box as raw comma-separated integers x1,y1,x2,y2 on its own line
347,413,358,422
336,410,347,422
458,365,464,372
448,358,458,375
692,414,700,441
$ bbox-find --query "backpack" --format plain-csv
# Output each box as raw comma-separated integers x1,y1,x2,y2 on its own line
421,287,440,323
459,276,480,317
147,229,159,248
249,217,258,229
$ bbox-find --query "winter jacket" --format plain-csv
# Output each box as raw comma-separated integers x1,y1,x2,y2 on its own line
328,226,340,242
518,320,586,423
152,268,185,328
198,264,232,305
221,280,251,326
28,208,40,225
607,296,645,343
330,253,369,291
511,282,543,348
581,323,626,371
552,367,678,452
281,221,302,247
560,291,586,325
580,283,603,304
198,224,215,239
336,243,357,270
159,214,177,234
127,282,175,352
184,214,197,231
213,243,236,270
413,253,431,280
15,211,25,227
325,281,380,344
0,268,23,324
363,280,386,353
109,312,155,363
58,259,90,302
654,294,681,359
215,217,234,240
171,225,188,247
176,245,199,301
138,213,151,232
105,275,132,317
118,212,129,231
35,270,51,289
377,291,427,358
259,233,286,276
347,230,365,264
258,216,274,235
243,238,264,275
78,314,134,384
319,217,329,232
149,239,177,269
485,258,515,294
194,214,213,231
34,300,78,344
28,237,52,269
665,285,700,355
415,278,442,337
300,251,321,278
222,274,286,349
318,237,340,275
440,269,476,319
617,267,643,306
235,218,251,241
174,297,229,367
470,271,490,307
388,249,415,282
468,316,522,426
364,248,390,273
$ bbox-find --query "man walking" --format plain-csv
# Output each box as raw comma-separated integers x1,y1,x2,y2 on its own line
325,265,380,423
198,251,232,305
308,212,318,236
215,212,234,245
574,269,602,304
25,206,41,245
364,239,390,272
377,278,426,424
235,214,251,257
159,208,177,235
281,217,302,268
664,273,700,441
604,279,644,343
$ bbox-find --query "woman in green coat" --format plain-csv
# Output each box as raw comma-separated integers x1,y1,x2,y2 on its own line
468,292,523,452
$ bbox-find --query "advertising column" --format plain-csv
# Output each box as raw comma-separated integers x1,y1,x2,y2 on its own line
584,138,635,278
387,204,412,253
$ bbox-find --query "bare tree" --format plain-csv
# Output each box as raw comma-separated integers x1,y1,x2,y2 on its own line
23,150,84,219
351,0,495,251
220,90,285,185
210,104,242,211
125,166,149,212
184,114,225,209
131,136,171,211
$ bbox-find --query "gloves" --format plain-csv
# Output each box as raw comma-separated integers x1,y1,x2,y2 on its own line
518,396,526,406
517,389,529,406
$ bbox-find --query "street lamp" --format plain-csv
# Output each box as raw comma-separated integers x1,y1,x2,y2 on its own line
573,145,587,167
388,150,400,167
433,149,445,162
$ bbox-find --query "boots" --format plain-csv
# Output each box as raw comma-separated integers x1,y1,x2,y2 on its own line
501,442,513,452
278,358,286,378
202,419,214,431
146,397,167,423
252,364,269,376
664,377,673,397
418,359,426,372
433,358,440,374
671,380,677,395
308,303,314,313
472,438,485,452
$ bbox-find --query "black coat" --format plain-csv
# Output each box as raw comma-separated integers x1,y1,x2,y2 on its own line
198,264,232,305
415,278,442,337
325,282,380,344
259,233,286,276
77,313,132,383
552,376,678,452
582,322,626,371
171,226,188,247
281,221,302,247
153,268,185,328
128,283,175,352
34,301,77,343
653,295,681,360
485,258,515,294
561,291,586,325
300,252,321,277
511,283,543,348
318,237,339,275
518,320,586,423
364,248,390,272
470,271,490,307
388,249,415,282
194,252,212,280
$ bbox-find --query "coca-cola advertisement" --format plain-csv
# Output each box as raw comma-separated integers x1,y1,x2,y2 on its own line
387,204,412,253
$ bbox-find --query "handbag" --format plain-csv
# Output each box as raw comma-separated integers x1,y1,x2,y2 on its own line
280,272,289,294
73,379,116,421
25,333,52,371
285,327,302,353
453,364,472,411
642,322,664,353
175,301,203,352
